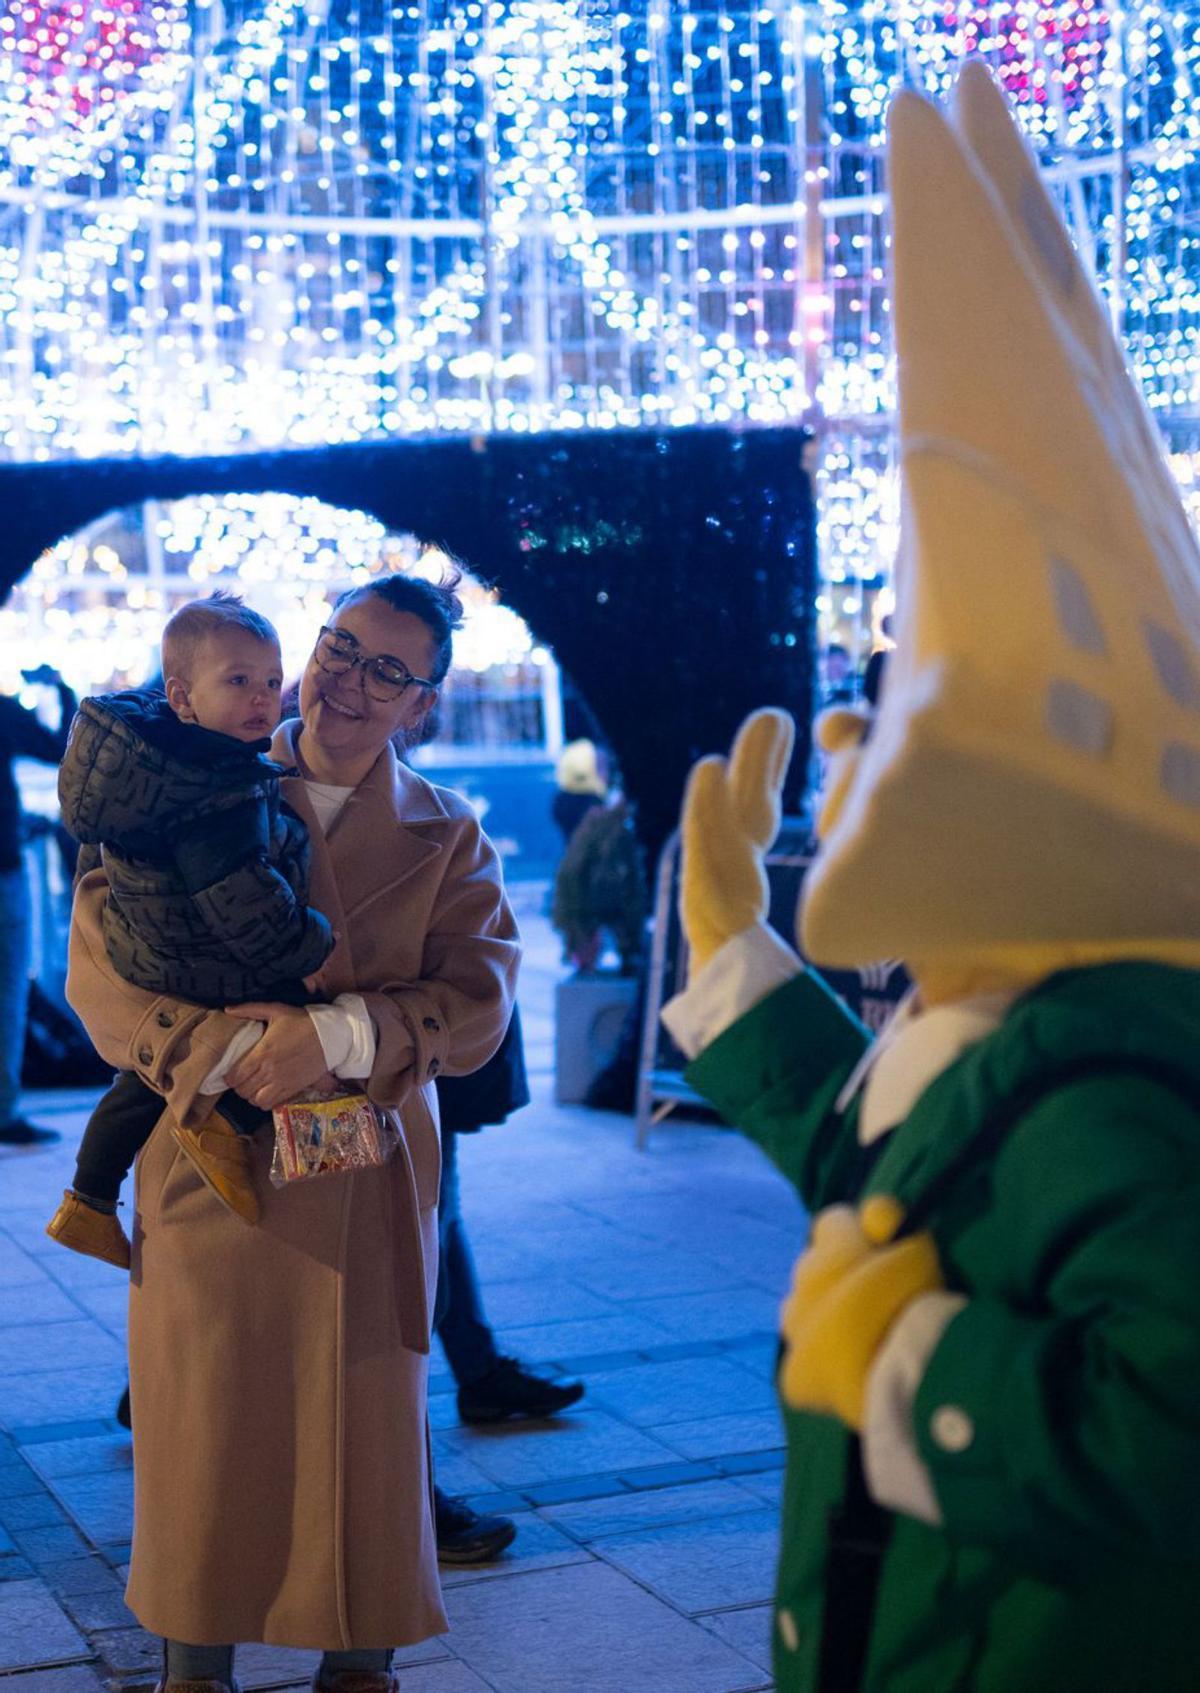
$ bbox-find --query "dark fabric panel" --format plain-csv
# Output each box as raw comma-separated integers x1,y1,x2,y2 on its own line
0,426,816,858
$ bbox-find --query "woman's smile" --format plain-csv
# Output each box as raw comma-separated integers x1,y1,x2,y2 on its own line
316,687,366,721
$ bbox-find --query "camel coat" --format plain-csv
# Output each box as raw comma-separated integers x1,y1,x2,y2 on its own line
66,723,520,1649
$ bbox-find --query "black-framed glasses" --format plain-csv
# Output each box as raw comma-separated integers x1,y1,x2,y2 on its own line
314,626,438,702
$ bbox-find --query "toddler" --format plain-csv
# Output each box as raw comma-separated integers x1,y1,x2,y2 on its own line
45,593,334,1268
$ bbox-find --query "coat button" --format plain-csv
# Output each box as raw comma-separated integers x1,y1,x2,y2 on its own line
427,1058,440,1076
137,1046,154,1066
777,1609,799,1652
156,1010,175,1028
422,1017,440,1032
931,1405,975,1453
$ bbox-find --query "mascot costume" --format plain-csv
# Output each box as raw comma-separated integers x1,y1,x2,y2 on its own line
662,62,1200,1693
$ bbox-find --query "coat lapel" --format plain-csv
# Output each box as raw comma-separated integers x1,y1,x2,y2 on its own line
270,721,446,965
326,754,444,925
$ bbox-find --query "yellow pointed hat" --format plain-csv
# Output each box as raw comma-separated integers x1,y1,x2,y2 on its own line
800,62,1200,972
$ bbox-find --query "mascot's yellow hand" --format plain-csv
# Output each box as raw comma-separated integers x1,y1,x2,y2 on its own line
679,708,795,977
778,1196,943,1432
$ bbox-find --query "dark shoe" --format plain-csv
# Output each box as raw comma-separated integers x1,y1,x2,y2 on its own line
457,1356,585,1425
0,1116,60,1145
312,1674,399,1693
115,1384,131,1430
153,1681,241,1692
434,1487,516,1565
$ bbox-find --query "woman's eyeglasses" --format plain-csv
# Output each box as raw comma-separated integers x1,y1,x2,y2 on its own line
314,627,438,702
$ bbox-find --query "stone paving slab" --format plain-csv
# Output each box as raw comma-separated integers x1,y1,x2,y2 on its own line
390,1664,494,1692
625,1285,783,1345
442,1560,769,1693
596,1508,781,1616
492,1309,678,1363
647,1406,785,1462
699,1603,776,1674
438,1511,590,1588
570,1244,749,1302
584,1355,777,1428
0,1576,91,1671
475,1275,617,1328
0,1279,83,1324
42,1470,135,1547
0,1319,126,1378
0,1667,110,1691
0,1363,132,1433
436,1409,682,1488
0,906,801,1690
539,1477,765,1542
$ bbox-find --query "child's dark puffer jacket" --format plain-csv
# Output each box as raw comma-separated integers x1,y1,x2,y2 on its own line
59,689,333,1007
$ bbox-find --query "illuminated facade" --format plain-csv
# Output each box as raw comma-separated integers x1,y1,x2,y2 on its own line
0,3,1198,676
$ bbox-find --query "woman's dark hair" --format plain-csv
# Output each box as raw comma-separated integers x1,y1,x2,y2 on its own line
335,569,465,685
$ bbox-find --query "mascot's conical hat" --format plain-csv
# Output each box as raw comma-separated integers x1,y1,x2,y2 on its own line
801,61,1200,971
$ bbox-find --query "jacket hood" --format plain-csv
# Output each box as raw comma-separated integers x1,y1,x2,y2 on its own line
59,689,281,848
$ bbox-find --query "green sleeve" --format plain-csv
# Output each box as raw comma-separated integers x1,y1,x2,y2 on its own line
685,970,871,1209
913,1075,1200,1581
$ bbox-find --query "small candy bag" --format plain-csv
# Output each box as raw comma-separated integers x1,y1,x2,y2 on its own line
270,1091,397,1186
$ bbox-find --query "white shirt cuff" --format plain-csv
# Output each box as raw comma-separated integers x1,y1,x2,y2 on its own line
660,923,803,1059
307,993,376,1080
199,1021,263,1096
862,1291,967,1527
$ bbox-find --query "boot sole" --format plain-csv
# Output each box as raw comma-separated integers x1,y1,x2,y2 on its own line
436,1521,517,1564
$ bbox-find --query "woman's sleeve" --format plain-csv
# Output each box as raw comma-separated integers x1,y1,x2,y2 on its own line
357,817,521,1111
65,869,249,1130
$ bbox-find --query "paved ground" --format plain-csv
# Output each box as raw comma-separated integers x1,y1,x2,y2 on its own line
0,890,805,1692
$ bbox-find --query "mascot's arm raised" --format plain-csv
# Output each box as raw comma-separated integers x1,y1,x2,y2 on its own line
663,709,873,1208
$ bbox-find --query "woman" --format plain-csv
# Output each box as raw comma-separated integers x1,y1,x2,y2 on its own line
65,574,520,1693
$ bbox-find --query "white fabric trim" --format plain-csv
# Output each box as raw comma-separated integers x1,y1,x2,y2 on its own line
850,992,1016,1146
303,780,355,832
308,992,377,1079
199,1020,263,1096
660,923,803,1059
862,1291,967,1526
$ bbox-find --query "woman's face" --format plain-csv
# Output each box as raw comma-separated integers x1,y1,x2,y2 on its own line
299,592,439,768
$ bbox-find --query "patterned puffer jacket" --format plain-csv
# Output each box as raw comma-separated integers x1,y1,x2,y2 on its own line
59,689,333,1007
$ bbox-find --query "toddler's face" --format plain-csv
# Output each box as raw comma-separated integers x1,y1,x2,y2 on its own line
169,629,284,743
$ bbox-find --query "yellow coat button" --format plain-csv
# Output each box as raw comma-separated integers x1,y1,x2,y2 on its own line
777,1609,799,1652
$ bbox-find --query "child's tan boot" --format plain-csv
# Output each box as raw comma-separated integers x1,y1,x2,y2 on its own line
45,1191,131,1270
171,1115,260,1222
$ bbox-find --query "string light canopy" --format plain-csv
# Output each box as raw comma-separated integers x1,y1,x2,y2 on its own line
808,3,1200,658
0,0,809,457
1,3,1198,674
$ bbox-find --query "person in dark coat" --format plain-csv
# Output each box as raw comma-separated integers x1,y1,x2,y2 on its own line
430,1004,585,1562
45,594,333,1267
0,660,77,1145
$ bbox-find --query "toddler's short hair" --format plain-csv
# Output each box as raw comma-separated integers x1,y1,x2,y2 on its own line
161,592,278,683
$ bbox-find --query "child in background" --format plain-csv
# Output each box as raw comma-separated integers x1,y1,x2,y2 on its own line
46,593,334,1268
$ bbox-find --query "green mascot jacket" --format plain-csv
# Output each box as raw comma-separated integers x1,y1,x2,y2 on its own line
687,959,1200,1693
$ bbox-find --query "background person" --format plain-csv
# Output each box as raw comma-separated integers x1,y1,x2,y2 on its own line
0,658,77,1147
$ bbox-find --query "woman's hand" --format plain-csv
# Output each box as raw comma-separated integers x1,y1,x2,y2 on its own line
224,1003,331,1110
